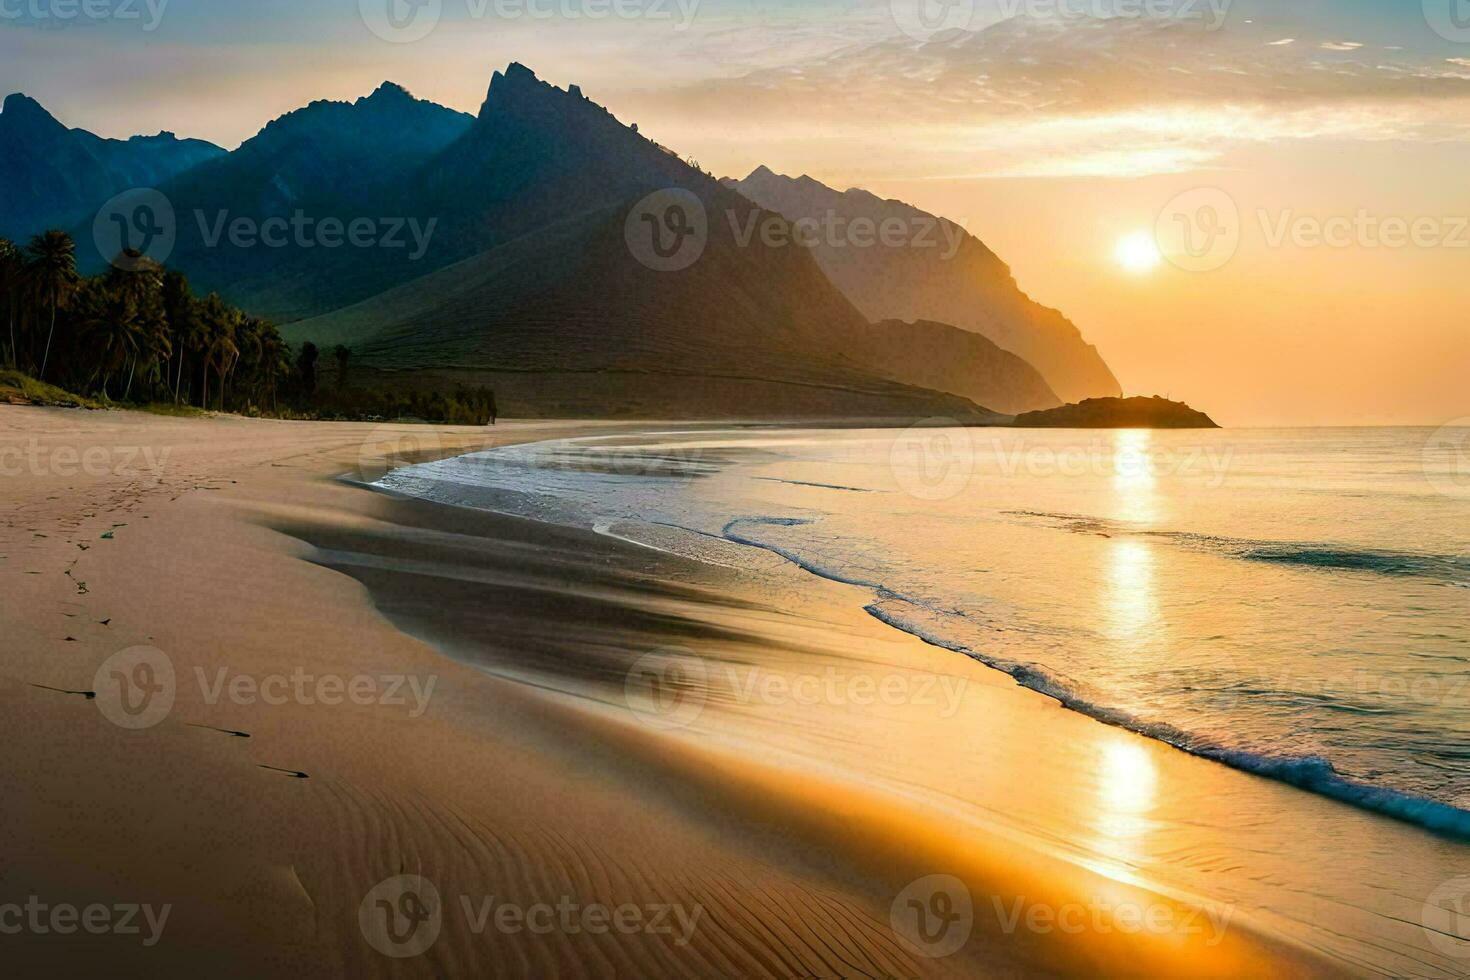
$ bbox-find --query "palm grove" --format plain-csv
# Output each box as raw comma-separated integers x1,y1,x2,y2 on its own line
0,231,497,424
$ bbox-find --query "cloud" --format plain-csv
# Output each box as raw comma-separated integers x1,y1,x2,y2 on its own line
637,14,1470,179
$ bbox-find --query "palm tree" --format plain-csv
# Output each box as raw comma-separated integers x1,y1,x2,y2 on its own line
0,239,21,369
78,286,149,400
257,329,289,412
26,231,80,381
102,253,166,400
334,344,351,389
160,270,194,403
197,294,240,411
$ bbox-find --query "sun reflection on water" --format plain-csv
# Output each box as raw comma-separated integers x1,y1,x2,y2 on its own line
1093,738,1160,862
1106,538,1157,639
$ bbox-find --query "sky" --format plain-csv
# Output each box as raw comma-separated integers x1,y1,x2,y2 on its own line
3,0,1469,425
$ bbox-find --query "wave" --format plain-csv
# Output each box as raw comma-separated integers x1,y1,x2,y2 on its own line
866,599,1470,840
1006,510,1470,582
754,477,883,493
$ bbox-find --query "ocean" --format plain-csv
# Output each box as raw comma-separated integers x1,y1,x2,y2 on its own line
377,424,1470,839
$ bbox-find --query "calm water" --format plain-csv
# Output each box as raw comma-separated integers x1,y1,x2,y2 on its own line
380,425,1470,836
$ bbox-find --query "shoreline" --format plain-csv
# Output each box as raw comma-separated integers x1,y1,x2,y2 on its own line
0,407,1458,977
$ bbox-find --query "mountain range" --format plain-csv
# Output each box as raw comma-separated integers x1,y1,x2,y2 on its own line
1,64,1124,419
724,167,1121,403
0,93,223,242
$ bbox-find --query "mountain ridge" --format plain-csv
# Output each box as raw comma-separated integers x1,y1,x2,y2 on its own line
723,166,1122,403
0,93,224,242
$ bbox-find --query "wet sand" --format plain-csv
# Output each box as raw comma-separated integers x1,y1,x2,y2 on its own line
0,407,1458,977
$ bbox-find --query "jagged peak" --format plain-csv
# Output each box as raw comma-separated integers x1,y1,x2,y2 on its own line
484,62,541,102
478,62,616,124
362,80,414,103
3,92,52,118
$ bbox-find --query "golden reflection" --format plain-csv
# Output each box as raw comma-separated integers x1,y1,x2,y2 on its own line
1110,429,1158,525
1105,539,1157,639
1100,740,1157,813
1111,430,1154,490
1092,737,1160,861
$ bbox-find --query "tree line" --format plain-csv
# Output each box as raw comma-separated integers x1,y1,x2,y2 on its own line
0,230,496,424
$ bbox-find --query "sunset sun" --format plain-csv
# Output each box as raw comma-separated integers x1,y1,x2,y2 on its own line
1115,231,1162,274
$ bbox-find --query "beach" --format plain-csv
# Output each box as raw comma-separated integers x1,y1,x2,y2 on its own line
0,407,1462,978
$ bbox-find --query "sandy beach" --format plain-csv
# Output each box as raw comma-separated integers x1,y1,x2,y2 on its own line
1,407,1460,978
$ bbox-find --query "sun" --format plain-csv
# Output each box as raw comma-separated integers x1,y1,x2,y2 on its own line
1115,231,1162,274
